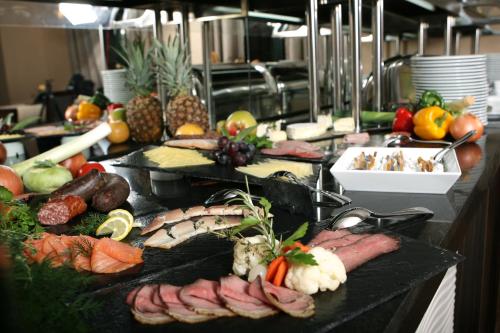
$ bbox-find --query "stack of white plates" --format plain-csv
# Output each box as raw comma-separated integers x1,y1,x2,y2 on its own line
411,55,488,125
101,69,134,105
486,53,500,82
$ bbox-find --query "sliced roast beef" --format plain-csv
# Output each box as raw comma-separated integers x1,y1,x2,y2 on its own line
316,233,370,250
126,286,142,306
260,277,315,318
131,285,175,325
248,277,275,305
275,140,320,151
308,229,352,247
218,275,277,319
334,233,400,272
158,284,214,323
179,279,235,317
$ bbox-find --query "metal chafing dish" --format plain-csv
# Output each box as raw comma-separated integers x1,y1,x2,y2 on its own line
192,61,309,121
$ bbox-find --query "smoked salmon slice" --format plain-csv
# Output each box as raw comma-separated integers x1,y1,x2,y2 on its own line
90,238,143,274
23,233,143,274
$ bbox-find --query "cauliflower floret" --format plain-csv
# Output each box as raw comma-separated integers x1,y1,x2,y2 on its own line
232,236,271,276
285,247,347,295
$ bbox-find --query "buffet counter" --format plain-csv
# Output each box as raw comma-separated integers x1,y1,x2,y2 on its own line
92,125,499,332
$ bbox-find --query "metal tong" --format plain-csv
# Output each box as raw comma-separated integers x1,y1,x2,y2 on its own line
266,171,352,207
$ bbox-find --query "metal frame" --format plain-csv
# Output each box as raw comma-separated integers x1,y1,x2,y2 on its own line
349,0,362,133
444,16,455,56
202,21,215,129
472,27,481,54
306,0,320,122
331,4,343,114
372,0,384,112
418,21,428,55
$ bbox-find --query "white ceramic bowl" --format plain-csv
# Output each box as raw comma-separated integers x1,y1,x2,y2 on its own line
330,147,461,194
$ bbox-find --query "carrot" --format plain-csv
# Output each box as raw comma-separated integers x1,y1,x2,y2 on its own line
265,256,285,282
272,260,289,287
282,241,310,254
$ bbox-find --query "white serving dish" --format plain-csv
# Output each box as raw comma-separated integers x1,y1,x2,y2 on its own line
330,147,461,194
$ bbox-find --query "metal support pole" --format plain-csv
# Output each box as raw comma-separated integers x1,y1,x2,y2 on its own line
372,0,384,112
306,0,320,122
394,35,401,55
98,24,106,70
454,31,461,55
444,16,455,56
202,21,215,129
349,0,362,133
331,4,343,114
153,9,166,112
179,6,191,60
472,28,481,54
418,22,428,55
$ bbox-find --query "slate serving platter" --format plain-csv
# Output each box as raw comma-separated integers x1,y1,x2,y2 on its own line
111,146,321,187
88,226,462,333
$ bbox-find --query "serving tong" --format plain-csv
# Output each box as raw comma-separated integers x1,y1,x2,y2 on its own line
266,171,352,207
327,206,434,230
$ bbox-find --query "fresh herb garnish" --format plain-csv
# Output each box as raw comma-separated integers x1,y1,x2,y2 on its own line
217,180,316,266
72,212,107,236
0,185,13,202
0,200,45,234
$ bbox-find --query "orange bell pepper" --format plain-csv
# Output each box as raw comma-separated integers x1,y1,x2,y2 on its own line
77,101,101,121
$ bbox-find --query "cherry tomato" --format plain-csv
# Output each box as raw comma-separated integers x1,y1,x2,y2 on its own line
77,162,105,177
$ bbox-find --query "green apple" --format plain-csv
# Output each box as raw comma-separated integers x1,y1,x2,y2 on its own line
225,110,257,136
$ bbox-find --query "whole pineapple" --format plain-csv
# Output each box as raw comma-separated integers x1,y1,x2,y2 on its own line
156,37,209,136
116,39,164,143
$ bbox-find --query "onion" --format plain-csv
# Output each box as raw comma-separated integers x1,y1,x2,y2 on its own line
450,113,484,142
456,143,482,171
0,165,24,196
0,142,6,164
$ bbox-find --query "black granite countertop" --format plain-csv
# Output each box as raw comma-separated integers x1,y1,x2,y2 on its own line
93,124,500,332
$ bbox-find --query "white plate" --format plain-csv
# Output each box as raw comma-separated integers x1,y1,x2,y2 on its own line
330,147,461,194
411,55,485,61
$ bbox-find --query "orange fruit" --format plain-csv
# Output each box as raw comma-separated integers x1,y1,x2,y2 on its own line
175,123,205,136
107,121,130,144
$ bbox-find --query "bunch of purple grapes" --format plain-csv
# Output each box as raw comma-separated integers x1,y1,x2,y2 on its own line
214,136,257,166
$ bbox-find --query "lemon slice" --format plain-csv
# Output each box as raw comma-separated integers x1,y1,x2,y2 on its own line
96,216,132,241
108,209,141,228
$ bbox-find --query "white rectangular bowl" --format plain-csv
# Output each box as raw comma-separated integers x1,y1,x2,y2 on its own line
330,147,461,194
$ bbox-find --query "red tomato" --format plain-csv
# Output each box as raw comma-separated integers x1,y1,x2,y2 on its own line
77,162,105,177
59,153,87,178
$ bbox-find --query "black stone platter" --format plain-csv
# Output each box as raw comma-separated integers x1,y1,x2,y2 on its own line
86,208,462,333
111,146,321,187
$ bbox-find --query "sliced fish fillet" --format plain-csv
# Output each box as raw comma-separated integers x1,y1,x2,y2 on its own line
144,216,242,249
141,205,245,235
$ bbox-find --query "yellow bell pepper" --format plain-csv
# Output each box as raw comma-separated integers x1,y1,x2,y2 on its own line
77,101,101,121
413,106,452,140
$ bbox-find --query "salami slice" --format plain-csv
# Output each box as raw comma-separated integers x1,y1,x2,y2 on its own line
38,195,87,225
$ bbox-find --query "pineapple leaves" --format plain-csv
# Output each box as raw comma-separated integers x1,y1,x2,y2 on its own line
155,35,192,97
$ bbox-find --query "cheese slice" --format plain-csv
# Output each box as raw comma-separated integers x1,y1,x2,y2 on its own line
144,146,214,168
286,123,326,140
237,159,313,179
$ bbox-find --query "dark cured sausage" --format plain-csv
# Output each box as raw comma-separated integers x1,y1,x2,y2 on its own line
38,195,87,225
51,169,106,201
91,173,130,212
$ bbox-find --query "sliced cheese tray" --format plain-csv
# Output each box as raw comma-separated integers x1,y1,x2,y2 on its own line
112,145,321,188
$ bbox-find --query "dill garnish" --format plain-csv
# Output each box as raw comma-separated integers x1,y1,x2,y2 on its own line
72,212,107,236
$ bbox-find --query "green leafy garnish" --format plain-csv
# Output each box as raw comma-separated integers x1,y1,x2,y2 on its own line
285,247,318,265
281,222,308,248
0,201,45,234
34,160,57,168
72,212,107,236
244,135,273,149
234,125,257,141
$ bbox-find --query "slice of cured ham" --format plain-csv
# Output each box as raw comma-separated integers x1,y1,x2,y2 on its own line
218,275,278,319
158,285,215,323
334,233,400,272
260,277,315,318
179,279,235,317
307,229,352,247
260,140,324,159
